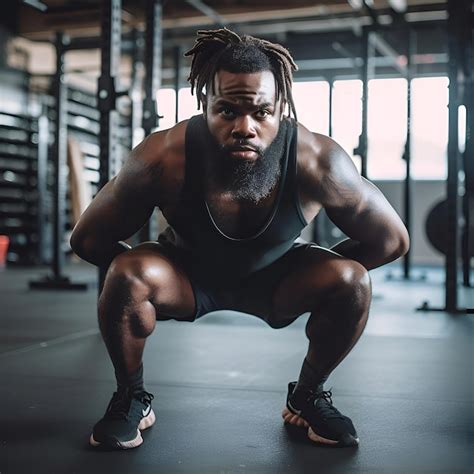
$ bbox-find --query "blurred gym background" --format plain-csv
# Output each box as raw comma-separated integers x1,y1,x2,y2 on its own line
0,1,472,473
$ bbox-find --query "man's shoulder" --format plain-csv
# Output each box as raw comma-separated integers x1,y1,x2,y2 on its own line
296,122,333,158
295,122,353,206
296,122,347,173
295,123,326,182
124,119,193,203
144,118,190,165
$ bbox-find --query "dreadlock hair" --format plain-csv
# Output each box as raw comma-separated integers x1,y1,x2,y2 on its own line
184,28,298,119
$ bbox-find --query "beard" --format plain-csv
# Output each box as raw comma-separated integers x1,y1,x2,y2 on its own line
206,122,286,203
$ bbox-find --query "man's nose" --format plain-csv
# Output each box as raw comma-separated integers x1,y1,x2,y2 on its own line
231,115,256,139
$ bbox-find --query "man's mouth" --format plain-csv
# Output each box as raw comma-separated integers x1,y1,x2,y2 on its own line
227,145,259,159
233,146,256,151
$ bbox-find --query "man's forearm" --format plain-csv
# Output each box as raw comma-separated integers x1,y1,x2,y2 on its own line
70,236,132,269
330,238,406,271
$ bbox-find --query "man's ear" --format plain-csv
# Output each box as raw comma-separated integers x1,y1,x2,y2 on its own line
279,99,287,120
202,94,207,119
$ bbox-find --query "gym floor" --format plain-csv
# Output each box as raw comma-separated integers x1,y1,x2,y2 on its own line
0,262,472,473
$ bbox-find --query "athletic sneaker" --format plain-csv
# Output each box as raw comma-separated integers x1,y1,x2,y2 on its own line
282,381,359,447
90,388,155,449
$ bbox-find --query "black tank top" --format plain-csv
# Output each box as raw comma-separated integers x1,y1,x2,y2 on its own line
158,114,307,284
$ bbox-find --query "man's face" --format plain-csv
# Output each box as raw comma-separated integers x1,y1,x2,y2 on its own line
204,69,282,161
203,69,284,201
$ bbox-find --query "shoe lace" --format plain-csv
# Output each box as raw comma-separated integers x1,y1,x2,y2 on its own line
138,391,154,405
307,389,346,420
106,389,154,420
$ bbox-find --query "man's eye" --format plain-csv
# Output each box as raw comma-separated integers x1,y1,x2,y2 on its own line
220,107,235,117
256,109,270,118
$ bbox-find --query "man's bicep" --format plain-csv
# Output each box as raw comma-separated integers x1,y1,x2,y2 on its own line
113,158,158,212
324,178,406,247
71,176,154,247
313,137,401,245
72,143,159,245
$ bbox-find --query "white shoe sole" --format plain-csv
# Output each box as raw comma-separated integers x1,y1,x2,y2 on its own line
282,407,359,447
90,408,156,449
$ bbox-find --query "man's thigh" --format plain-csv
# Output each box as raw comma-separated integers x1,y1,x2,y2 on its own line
269,244,361,323
112,241,198,322
233,244,353,328
222,243,328,327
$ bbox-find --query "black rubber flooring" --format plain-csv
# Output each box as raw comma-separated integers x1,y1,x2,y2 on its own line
0,263,473,473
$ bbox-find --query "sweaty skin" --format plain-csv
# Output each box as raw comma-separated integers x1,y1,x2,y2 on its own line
70,69,409,396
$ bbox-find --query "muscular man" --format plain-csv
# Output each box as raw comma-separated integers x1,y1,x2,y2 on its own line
71,28,409,450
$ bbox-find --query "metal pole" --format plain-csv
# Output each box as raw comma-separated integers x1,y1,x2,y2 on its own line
142,0,162,136
462,79,473,288
461,0,473,288
52,32,67,279
354,26,371,179
36,111,49,264
139,0,162,243
445,0,462,312
29,33,87,289
174,45,181,124
402,28,413,279
98,0,122,290
415,0,468,313
328,78,333,138
130,28,144,149
98,0,122,190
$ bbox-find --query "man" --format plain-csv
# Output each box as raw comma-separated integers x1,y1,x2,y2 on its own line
71,28,409,450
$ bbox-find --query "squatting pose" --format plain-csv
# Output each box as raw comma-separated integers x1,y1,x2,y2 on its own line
71,28,409,450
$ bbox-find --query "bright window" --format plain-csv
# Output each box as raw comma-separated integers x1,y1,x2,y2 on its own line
178,87,201,121
157,77,449,181
156,87,202,130
331,77,448,180
292,81,329,135
332,79,363,173
411,77,448,179
156,88,176,131
367,78,408,180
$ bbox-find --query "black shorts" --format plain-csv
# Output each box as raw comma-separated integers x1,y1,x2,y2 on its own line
157,241,311,329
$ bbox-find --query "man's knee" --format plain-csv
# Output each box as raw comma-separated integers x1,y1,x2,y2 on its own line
98,247,196,323
335,260,371,301
324,260,372,318
106,252,150,294
305,260,371,339
100,250,178,309
309,259,371,314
